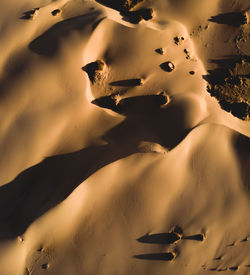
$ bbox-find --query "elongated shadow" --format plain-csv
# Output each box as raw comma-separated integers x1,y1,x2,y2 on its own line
109,78,142,87
208,12,248,27
20,8,40,20
137,231,204,245
0,144,135,238
137,232,180,244
92,94,168,116
233,133,250,191
96,96,188,149
0,94,191,239
134,252,175,261
0,49,32,98
29,11,102,56
182,234,204,241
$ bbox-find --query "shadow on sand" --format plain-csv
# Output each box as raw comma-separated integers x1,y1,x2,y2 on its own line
208,11,248,27
134,252,175,261
0,94,191,239
29,11,103,56
95,0,142,12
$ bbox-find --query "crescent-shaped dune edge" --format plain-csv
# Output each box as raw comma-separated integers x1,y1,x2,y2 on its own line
0,0,249,274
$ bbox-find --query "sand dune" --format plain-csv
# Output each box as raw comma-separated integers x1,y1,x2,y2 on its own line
0,0,249,274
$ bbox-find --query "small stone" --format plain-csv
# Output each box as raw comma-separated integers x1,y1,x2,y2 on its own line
41,263,49,270
160,61,175,72
155,48,164,55
51,9,61,16
18,236,24,243
174,37,180,45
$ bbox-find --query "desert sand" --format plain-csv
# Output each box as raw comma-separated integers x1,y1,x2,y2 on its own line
0,0,249,274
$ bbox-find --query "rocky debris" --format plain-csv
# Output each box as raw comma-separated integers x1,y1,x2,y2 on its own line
206,57,250,120
82,60,105,83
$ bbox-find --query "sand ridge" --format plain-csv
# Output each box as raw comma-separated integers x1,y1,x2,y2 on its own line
0,0,249,274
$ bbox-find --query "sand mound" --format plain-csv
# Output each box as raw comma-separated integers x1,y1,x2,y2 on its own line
0,0,249,274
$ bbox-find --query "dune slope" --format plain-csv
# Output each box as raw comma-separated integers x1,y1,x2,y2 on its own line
0,0,249,274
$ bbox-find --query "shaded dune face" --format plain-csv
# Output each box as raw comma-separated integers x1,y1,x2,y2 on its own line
83,18,208,133
0,0,249,274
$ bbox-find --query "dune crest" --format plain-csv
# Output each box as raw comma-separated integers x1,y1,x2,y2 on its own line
0,0,249,274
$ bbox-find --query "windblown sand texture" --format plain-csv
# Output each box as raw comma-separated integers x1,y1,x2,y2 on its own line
0,0,249,274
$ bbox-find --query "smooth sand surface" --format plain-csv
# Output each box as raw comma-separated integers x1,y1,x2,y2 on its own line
0,0,249,274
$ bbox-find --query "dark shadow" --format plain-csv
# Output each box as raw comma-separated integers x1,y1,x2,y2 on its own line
95,0,143,12
92,94,118,111
137,232,180,244
208,12,248,27
20,8,39,20
229,266,239,271
160,62,175,72
51,9,61,16
203,67,231,85
95,0,152,24
109,78,142,87
120,8,153,24
92,17,106,30
95,0,125,11
182,234,204,241
0,13,102,97
232,133,250,191
134,252,175,261
92,94,168,116
0,94,191,239
203,55,250,84
96,96,189,149
0,144,135,238
0,50,32,98
29,11,102,56
82,60,104,83
209,55,250,68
